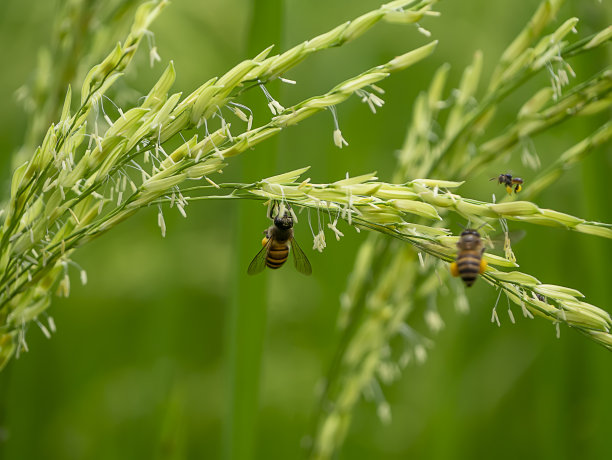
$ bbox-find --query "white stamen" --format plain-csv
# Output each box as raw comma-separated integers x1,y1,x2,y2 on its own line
232,106,249,122
333,129,349,148
327,220,344,241
205,176,220,188
19,328,29,353
176,202,187,218
491,309,501,327
416,25,432,37
289,206,298,223
313,230,326,252
418,252,425,268
425,309,444,333
68,208,80,224
48,316,56,333
36,319,51,339
149,46,161,68
414,344,427,364
522,299,534,319
158,207,166,237
259,82,284,115
369,93,385,108
377,402,392,425
507,307,515,324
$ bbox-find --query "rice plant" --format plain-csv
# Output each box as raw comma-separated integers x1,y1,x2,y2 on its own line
0,0,610,458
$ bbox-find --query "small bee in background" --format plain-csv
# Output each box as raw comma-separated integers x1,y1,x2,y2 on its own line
450,228,488,287
248,204,312,275
491,173,524,194
534,293,547,302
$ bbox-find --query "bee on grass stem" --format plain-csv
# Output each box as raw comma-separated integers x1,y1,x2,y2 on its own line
491,173,524,194
247,204,312,275
450,228,488,287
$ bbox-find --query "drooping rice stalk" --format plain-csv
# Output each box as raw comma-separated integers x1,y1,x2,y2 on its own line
307,0,611,457
0,0,440,368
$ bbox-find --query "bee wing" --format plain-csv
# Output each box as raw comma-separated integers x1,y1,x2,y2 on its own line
247,238,272,275
290,237,312,276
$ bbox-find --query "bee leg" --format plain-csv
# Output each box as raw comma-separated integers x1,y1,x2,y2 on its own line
261,236,269,247
514,184,522,193
450,262,460,277
505,185,513,195
479,258,488,274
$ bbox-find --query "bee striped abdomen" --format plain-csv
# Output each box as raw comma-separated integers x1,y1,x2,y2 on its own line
456,251,482,287
266,240,289,269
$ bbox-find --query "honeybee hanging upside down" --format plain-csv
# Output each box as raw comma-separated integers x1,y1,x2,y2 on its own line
491,173,524,194
247,207,312,275
450,229,488,287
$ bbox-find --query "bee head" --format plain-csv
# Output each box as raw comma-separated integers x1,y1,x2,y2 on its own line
458,228,482,250
460,229,482,245
461,229,480,237
274,213,293,230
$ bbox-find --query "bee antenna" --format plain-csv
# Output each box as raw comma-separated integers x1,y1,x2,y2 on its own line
476,221,488,231
458,222,467,230
489,176,497,181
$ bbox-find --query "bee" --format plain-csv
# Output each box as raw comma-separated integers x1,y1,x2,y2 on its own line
490,173,524,194
450,228,488,287
535,293,547,302
247,207,312,275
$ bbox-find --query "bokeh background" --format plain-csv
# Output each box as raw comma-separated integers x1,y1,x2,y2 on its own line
0,0,611,459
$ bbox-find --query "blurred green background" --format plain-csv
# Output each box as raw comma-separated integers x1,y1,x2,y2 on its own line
0,0,611,459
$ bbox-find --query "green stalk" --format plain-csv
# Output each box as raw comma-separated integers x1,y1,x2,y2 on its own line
223,1,284,459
